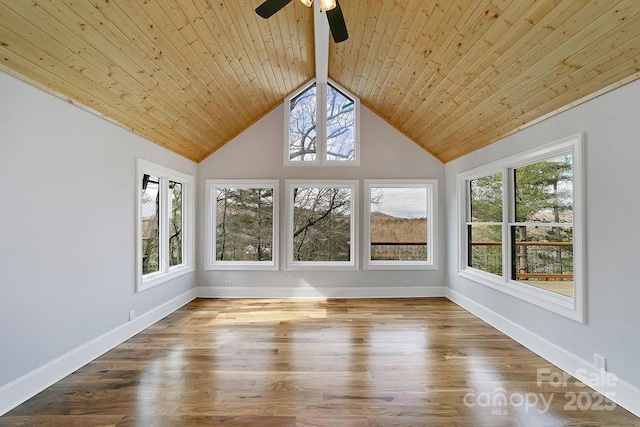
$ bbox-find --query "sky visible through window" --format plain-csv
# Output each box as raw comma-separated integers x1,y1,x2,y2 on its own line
371,187,427,218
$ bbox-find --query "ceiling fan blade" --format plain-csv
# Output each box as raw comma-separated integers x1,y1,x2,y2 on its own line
326,1,348,43
255,0,293,18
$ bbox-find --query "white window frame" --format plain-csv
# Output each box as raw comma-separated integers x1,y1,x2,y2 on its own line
205,180,279,270
136,159,194,292
463,168,505,287
284,79,360,167
285,180,358,270
285,80,321,166
364,180,438,270
457,134,584,322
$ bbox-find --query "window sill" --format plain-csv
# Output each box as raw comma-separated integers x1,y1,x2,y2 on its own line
458,268,583,323
365,262,437,270
205,262,278,271
286,262,358,271
138,265,194,292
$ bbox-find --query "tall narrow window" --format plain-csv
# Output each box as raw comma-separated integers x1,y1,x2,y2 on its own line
365,180,437,269
141,174,160,275
137,160,194,291
285,79,359,166
286,180,358,269
325,84,355,162
205,180,279,270
467,172,503,275
458,134,583,321
168,181,183,267
288,84,318,163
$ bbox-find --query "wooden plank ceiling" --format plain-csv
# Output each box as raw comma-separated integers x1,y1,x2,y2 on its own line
1,1,640,163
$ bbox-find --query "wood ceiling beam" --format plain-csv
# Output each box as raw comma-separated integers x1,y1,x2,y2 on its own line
314,0,329,85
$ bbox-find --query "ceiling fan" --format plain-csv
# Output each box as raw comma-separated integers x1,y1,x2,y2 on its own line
255,0,349,43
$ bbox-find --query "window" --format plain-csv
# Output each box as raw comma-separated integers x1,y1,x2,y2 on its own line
286,180,358,269
458,134,584,321
137,159,194,291
205,180,279,270
285,79,359,166
141,174,160,275
325,83,357,162
287,84,318,163
467,172,503,275
169,181,183,267
365,180,437,269
512,155,574,296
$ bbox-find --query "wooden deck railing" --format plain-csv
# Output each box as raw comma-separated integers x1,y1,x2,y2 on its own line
470,241,573,281
515,273,573,281
471,241,572,246
371,241,427,246
349,241,427,247
363,241,428,261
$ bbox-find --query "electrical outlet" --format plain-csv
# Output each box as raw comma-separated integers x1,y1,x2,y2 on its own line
594,353,606,371
129,310,136,321
224,280,233,287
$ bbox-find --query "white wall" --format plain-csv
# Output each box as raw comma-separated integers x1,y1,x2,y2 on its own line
198,104,446,297
445,79,640,390
0,71,197,387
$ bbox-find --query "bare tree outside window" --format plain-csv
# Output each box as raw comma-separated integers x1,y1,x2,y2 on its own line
216,188,274,261
168,181,183,267
288,82,356,163
292,187,352,261
326,84,355,161
141,174,160,275
289,84,317,161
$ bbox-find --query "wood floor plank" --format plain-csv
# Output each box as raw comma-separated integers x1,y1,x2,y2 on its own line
1,298,638,426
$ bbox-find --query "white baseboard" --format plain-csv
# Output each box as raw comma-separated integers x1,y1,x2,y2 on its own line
197,285,446,299
0,288,198,417
446,288,640,418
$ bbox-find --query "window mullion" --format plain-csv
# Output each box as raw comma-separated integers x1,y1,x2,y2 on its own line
160,176,169,273
503,167,512,283
465,180,472,223
178,183,186,266
465,180,472,269
318,81,327,164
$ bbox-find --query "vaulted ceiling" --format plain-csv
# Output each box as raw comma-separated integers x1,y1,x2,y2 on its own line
1,1,640,163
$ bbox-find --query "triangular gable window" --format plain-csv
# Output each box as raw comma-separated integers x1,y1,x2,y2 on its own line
285,79,360,166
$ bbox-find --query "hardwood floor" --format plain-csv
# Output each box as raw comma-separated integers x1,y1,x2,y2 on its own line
1,298,638,426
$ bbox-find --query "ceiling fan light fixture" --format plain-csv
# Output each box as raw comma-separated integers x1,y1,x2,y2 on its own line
319,0,336,12
299,0,313,7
